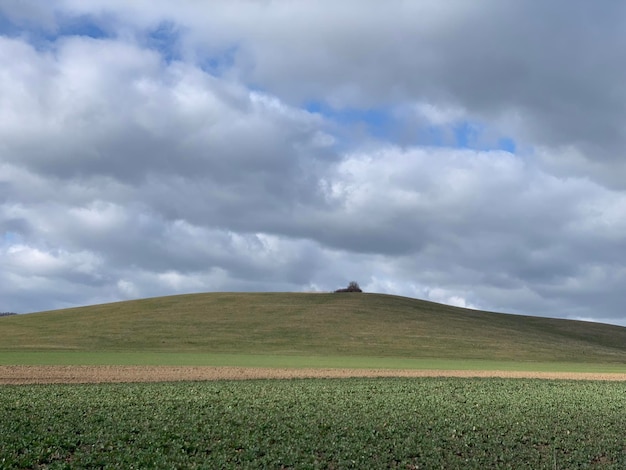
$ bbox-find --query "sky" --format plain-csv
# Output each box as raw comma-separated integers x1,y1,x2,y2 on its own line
1,1,626,325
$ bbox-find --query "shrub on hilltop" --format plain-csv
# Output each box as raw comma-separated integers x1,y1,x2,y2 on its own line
334,281,363,293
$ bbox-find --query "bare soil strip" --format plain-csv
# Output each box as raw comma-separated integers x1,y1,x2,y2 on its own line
2,366,626,384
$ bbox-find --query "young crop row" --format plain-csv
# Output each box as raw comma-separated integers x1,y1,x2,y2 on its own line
1,377,625,469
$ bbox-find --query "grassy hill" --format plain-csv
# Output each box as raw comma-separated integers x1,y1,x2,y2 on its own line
2,292,626,364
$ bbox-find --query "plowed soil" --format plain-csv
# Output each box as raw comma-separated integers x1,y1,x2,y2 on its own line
2,366,626,384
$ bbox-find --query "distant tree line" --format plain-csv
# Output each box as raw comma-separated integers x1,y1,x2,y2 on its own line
334,281,363,293
0,312,17,317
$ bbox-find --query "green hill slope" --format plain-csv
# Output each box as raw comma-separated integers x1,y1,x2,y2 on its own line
2,292,626,363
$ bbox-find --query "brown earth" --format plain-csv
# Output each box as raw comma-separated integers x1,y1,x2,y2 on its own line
2,366,626,384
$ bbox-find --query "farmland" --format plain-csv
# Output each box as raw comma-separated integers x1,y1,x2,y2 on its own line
3,292,626,365
2,377,626,469
3,292,626,468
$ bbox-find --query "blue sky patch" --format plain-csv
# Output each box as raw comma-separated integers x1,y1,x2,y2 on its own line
199,45,239,77
2,231,19,244
55,15,109,40
497,137,517,153
452,121,517,153
305,101,395,140
0,11,23,37
0,11,111,51
305,101,518,153
417,120,517,153
145,21,182,63
453,121,481,148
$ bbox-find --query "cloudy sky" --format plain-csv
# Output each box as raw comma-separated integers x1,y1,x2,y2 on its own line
1,1,626,325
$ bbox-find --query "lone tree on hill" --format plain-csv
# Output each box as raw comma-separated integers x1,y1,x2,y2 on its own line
334,281,363,293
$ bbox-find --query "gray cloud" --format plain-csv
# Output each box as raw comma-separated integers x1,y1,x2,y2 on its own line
18,0,625,180
1,2,626,325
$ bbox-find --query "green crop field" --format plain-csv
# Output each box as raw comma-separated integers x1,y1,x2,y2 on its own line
2,377,626,469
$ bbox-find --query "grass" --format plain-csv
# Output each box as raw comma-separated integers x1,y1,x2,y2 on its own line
3,378,626,469
2,292,626,366
2,351,626,373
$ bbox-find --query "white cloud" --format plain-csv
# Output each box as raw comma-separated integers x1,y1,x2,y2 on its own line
116,279,139,298
413,103,467,126
1,2,626,327
425,288,477,310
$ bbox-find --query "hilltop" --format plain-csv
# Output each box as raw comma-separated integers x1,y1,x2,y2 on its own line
2,292,626,363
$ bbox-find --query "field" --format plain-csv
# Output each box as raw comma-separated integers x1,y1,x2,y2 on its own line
3,292,626,468
3,292,626,366
2,378,626,469
3,365,626,385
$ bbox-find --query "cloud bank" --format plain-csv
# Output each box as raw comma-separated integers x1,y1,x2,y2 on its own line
1,1,626,325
